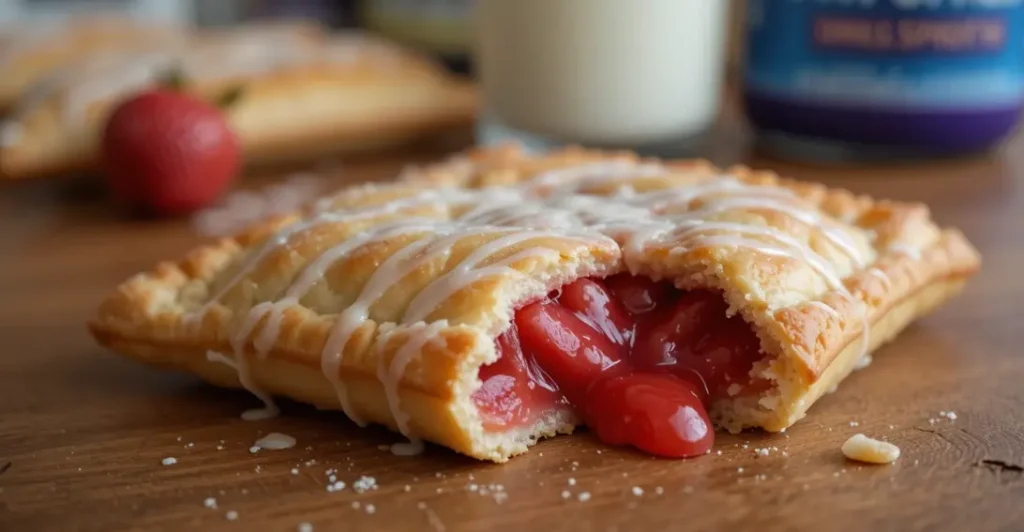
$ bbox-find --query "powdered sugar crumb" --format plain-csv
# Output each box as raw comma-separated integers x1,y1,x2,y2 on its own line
298,523,313,532
204,497,217,509
226,511,238,521
353,476,377,493
161,457,177,466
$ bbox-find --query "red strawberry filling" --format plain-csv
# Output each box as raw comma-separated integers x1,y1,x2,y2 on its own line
472,274,769,458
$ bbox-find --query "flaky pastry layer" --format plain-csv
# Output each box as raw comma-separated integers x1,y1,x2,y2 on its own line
89,145,980,462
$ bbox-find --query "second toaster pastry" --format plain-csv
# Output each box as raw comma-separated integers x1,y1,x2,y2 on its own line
0,15,187,114
0,29,477,180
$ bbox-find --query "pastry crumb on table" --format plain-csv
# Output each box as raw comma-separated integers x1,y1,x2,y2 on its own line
842,434,901,465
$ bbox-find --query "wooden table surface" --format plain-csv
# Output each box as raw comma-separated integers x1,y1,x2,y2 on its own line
2,125,1023,532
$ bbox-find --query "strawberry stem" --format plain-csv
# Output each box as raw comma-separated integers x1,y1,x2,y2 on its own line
157,67,187,92
216,86,245,109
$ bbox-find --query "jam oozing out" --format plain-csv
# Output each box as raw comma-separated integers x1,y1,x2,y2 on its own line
472,274,767,458
474,324,565,430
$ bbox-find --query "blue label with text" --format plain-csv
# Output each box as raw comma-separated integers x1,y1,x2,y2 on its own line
745,0,1024,108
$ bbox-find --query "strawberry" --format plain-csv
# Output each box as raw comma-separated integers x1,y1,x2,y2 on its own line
101,90,240,216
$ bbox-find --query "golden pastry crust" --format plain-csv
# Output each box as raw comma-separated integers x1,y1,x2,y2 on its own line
399,146,979,432
0,29,477,180
88,145,980,462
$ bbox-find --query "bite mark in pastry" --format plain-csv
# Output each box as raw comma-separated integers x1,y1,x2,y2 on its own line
89,145,980,462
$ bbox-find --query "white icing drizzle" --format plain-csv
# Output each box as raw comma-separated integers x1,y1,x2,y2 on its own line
378,321,448,456
669,220,847,291
206,350,237,369
806,301,842,320
0,17,182,69
676,195,865,268
888,243,921,260
273,221,440,426
253,432,297,450
195,190,456,323
206,350,279,420
627,179,867,269
190,159,891,442
4,30,405,135
866,267,892,291
402,229,590,323
528,161,665,192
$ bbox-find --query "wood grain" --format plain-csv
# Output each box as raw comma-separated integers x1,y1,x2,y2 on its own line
1,126,1023,532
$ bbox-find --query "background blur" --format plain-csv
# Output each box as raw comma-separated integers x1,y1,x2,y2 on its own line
0,0,749,79
0,1,353,27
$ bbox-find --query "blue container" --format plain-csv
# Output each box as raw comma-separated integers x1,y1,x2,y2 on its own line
743,0,1024,160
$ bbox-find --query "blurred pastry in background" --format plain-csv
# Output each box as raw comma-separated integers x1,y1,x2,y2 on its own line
192,17,330,49
0,26,477,180
0,15,186,114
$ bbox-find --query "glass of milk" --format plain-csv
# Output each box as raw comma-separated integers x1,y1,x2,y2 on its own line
473,0,730,155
